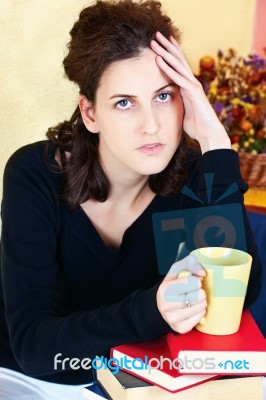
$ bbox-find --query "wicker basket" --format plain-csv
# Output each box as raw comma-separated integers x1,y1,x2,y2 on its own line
239,152,266,188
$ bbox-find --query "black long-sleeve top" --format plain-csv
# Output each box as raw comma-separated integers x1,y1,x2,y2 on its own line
0,141,261,384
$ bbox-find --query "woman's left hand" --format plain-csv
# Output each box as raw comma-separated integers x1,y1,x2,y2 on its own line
150,32,231,154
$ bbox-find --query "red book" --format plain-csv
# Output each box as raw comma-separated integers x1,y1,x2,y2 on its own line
166,310,266,375
110,336,217,393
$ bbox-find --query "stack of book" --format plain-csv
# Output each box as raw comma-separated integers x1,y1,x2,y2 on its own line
83,311,266,400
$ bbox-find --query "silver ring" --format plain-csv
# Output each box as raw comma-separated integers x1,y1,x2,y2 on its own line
185,293,191,308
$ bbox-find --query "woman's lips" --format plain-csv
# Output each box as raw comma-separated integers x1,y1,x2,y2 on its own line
138,143,164,155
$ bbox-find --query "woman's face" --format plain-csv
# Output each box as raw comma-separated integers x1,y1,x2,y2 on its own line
90,48,184,180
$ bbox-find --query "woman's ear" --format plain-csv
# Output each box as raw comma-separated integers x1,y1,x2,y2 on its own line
79,95,99,133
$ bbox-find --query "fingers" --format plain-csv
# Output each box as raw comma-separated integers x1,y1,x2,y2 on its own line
154,56,188,89
157,284,207,333
165,254,205,281
151,32,179,60
151,32,193,79
170,299,207,321
157,253,207,333
164,277,201,302
156,31,190,71
150,31,201,91
151,40,189,83
161,299,207,334
165,282,206,304
175,309,207,334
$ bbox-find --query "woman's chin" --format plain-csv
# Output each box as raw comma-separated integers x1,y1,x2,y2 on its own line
137,161,170,176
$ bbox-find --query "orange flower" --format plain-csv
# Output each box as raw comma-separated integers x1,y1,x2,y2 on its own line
240,119,253,131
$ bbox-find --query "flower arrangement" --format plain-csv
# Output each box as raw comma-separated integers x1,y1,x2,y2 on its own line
197,49,266,154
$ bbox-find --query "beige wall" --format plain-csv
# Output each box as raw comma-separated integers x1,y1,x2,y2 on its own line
0,0,255,199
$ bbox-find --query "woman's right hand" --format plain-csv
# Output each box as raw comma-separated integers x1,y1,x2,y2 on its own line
156,254,207,334
151,32,231,154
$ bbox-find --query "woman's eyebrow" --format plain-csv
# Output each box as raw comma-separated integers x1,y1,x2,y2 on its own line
109,83,177,100
109,93,137,100
154,83,177,94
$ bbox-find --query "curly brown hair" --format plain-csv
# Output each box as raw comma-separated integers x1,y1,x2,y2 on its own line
46,0,199,210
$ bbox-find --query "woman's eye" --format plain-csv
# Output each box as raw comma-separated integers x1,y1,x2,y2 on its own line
115,99,132,110
157,92,172,102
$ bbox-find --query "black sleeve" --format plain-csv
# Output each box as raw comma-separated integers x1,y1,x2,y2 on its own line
188,149,262,308
0,146,170,378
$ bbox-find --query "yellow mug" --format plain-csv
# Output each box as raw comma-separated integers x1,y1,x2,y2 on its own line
191,247,252,335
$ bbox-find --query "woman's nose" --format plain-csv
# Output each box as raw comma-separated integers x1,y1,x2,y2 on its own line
139,106,159,136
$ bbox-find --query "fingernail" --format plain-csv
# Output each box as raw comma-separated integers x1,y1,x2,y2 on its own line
198,269,206,276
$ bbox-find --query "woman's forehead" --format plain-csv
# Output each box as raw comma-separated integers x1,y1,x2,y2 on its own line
97,48,174,97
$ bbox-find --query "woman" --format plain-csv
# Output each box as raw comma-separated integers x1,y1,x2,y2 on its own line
0,0,261,399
